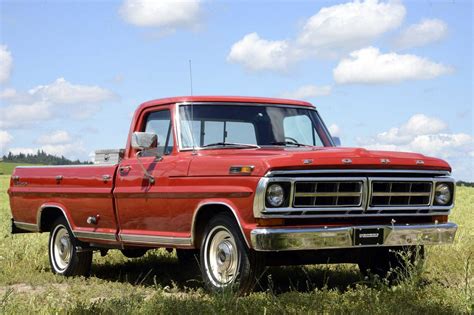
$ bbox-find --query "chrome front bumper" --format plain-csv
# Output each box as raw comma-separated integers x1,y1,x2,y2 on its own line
250,222,457,251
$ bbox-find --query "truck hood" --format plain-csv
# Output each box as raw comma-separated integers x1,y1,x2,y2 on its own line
187,147,451,177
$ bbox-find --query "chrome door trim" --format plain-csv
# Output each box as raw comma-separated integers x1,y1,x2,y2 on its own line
120,234,193,247
74,231,117,241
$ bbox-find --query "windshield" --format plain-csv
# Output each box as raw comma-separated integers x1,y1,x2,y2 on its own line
179,104,334,149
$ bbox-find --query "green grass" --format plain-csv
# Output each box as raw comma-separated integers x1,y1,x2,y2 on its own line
0,162,41,175
0,174,472,314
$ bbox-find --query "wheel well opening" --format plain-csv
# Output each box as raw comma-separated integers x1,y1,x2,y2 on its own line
193,204,239,248
40,207,66,232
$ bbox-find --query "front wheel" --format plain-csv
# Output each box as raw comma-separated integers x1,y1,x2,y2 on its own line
48,217,92,276
200,214,264,294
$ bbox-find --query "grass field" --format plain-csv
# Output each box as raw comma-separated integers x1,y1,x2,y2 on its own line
0,162,41,175
0,174,472,314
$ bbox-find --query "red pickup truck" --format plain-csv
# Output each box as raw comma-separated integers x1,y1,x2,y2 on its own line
9,96,457,293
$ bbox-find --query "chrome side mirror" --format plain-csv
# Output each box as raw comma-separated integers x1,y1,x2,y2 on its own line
332,136,341,147
131,132,158,150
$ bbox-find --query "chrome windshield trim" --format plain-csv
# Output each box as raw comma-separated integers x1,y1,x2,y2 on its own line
175,102,332,151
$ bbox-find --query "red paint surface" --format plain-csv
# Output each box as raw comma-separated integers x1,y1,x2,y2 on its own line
8,97,452,248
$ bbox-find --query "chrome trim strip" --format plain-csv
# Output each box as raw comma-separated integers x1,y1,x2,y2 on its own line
37,204,76,237
266,169,451,177
191,201,250,248
15,164,117,168
74,231,117,241
120,234,192,246
13,221,39,232
251,222,457,251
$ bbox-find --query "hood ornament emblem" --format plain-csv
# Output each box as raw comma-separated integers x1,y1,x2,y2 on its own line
380,158,391,164
416,160,424,165
303,159,313,165
342,158,352,164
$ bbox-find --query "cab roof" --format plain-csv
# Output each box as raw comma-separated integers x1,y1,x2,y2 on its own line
137,96,314,112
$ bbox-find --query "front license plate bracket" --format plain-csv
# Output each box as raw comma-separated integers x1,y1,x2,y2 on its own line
353,228,384,246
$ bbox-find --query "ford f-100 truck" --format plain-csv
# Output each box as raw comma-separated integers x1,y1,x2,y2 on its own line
9,96,457,293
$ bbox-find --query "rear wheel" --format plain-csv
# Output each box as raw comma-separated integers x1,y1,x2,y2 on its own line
48,217,92,276
200,214,264,294
358,246,424,280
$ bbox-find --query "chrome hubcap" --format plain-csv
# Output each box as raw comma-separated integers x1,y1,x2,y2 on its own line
52,226,72,271
205,227,239,286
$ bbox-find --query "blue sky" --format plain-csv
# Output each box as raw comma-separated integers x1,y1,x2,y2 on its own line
0,0,472,180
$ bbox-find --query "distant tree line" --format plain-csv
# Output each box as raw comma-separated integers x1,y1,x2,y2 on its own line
2,150,92,165
456,181,474,187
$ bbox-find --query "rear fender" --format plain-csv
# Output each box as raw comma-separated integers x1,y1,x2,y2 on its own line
36,203,76,236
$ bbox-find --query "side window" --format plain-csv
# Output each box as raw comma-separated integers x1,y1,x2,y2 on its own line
144,110,174,155
283,115,321,146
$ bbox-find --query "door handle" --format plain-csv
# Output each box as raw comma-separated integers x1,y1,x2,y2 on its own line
119,165,131,173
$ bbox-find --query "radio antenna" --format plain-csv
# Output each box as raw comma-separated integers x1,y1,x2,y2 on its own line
189,60,196,154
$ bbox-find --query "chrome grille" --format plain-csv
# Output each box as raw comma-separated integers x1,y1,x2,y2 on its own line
255,171,455,219
370,181,432,207
293,181,363,208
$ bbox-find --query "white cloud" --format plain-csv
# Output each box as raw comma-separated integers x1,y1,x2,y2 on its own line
0,78,115,128
0,88,16,99
359,114,474,180
328,124,342,137
228,1,407,72
333,46,453,84
281,85,332,99
119,0,201,30
7,147,37,155
0,45,13,83
0,101,52,129
0,130,13,154
28,77,114,104
227,33,297,72
297,0,406,57
36,130,72,145
9,140,86,160
394,19,448,50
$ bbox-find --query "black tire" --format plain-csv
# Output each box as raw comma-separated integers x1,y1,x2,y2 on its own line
200,214,264,294
121,249,148,258
358,246,424,280
48,217,92,276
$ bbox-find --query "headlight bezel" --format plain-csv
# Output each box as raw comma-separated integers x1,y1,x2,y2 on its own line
433,182,454,206
265,182,291,208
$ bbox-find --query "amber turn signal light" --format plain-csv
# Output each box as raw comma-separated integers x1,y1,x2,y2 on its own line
432,215,448,223
229,165,254,175
256,218,285,226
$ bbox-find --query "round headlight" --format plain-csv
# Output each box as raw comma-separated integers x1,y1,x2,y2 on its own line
434,183,451,205
266,184,285,207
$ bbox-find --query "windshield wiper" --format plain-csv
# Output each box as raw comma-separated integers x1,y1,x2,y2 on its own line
201,142,260,149
270,141,311,147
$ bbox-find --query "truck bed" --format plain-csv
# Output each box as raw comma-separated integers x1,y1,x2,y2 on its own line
9,164,119,237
